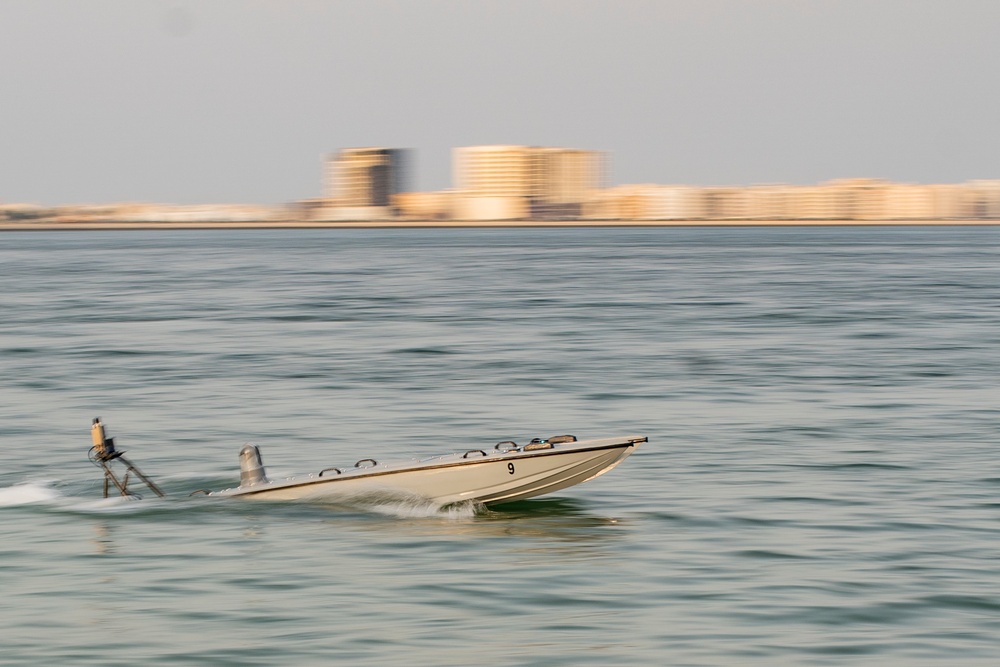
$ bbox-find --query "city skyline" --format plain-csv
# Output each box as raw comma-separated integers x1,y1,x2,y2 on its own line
4,140,1000,222
2,1,1000,205
4,140,998,223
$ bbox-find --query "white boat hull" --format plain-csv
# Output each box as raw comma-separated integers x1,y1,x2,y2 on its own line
211,436,645,506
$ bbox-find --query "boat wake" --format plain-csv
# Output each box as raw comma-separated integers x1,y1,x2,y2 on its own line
0,480,165,514
0,481,62,507
323,494,481,520
0,479,482,519
246,486,484,519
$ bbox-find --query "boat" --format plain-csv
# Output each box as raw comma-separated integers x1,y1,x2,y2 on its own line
88,418,644,506
212,434,645,506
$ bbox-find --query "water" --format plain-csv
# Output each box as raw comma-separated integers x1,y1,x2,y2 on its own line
1,227,999,665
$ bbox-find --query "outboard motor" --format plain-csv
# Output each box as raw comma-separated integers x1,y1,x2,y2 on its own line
239,444,268,487
88,417,165,499
91,417,121,461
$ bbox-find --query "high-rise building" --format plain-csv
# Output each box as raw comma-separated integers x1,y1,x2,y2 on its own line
453,145,605,220
531,147,608,218
322,148,409,219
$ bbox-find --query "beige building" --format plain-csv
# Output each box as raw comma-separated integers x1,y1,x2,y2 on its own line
964,180,1000,218
928,184,967,219
83,204,292,223
700,188,749,220
743,186,792,220
581,184,708,220
324,147,409,220
531,147,606,217
581,186,633,220
639,185,707,220
313,145,1000,222
453,145,604,220
392,191,455,221
578,178,1000,222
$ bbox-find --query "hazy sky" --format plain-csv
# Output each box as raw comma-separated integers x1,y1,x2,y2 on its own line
2,0,999,204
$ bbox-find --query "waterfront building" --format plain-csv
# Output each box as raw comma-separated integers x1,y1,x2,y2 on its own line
452,145,530,220
577,177,1000,222
581,186,629,220
964,180,1000,218
452,145,604,220
97,204,292,223
744,185,793,220
324,147,410,220
531,147,606,218
662,185,709,219
821,178,891,220
882,184,934,220
579,185,643,220
788,184,847,220
925,184,964,219
639,185,708,220
392,191,454,221
699,187,749,220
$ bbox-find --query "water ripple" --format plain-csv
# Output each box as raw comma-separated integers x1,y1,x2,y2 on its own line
1,227,999,665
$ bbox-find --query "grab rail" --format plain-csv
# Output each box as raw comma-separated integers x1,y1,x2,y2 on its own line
523,440,554,451
318,467,342,477
463,449,488,459
354,458,378,468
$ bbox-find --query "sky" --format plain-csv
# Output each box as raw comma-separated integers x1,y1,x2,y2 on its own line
1,0,999,205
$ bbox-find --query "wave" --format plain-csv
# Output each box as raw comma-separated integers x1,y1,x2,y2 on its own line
354,497,479,520
283,487,482,519
0,479,481,519
0,481,62,507
0,480,163,514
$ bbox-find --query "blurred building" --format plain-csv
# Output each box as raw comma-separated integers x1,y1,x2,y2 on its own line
964,180,1000,218
579,178,1000,222
323,147,410,220
582,185,708,220
742,186,791,220
452,145,605,220
928,184,966,219
392,191,455,221
531,147,606,218
102,204,294,223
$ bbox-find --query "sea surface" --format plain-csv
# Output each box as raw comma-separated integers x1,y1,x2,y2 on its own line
1,226,999,666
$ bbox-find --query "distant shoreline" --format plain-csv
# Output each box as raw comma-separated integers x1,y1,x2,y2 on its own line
2,218,999,231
